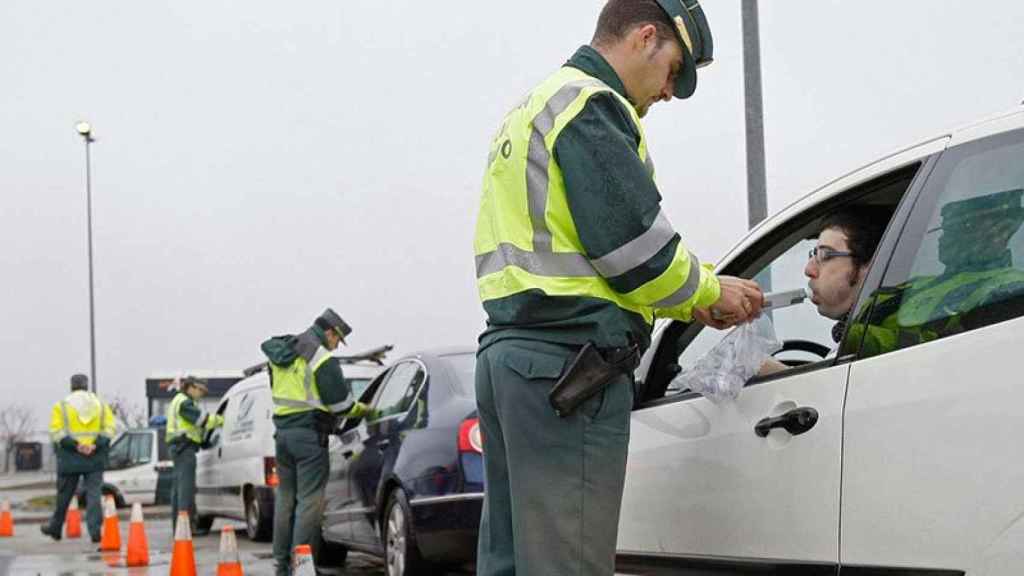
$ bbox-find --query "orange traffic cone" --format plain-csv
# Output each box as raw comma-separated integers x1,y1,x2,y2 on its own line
125,503,149,567
169,511,197,576
98,495,121,552
65,498,82,539
292,544,316,576
0,499,12,537
216,525,244,576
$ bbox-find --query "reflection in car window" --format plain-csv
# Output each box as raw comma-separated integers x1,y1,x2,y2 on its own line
374,362,426,417
856,130,1024,358
441,353,476,397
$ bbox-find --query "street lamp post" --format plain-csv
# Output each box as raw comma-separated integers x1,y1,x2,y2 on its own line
75,121,98,394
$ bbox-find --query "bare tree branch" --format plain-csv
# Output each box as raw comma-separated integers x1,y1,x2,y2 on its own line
107,395,148,429
0,405,35,474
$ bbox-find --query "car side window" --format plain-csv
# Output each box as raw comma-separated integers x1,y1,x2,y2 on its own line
108,434,130,468
129,433,152,464
673,237,836,390
638,163,923,405
372,361,426,419
854,128,1024,358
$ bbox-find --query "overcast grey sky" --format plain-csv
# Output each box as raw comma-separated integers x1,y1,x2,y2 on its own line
2,1,1022,430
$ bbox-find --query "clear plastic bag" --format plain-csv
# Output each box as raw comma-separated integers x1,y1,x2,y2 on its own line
672,315,782,404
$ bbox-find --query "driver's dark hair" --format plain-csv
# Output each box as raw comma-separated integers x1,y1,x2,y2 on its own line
820,207,890,268
592,0,677,49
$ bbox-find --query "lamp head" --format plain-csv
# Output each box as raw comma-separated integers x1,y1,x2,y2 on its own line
75,121,93,140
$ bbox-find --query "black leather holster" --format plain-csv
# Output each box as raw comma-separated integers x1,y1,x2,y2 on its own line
548,342,639,418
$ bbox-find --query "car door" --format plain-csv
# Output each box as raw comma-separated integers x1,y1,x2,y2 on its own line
196,398,227,514
126,431,157,504
215,393,245,518
349,360,427,545
842,121,1024,574
618,149,941,574
324,370,388,545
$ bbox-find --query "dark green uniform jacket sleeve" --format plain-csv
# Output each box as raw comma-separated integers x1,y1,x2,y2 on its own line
178,398,202,425
315,357,352,408
554,92,682,295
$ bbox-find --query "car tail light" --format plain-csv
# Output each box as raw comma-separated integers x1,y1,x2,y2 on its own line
458,418,483,454
264,456,279,487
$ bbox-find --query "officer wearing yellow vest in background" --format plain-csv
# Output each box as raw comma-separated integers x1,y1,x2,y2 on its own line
473,1,763,573
165,376,223,533
261,308,372,575
41,373,115,544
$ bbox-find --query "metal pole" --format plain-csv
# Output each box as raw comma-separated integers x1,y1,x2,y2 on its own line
84,138,97,394
742,0,768,230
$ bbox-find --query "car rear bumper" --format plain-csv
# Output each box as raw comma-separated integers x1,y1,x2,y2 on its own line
409,493,483,563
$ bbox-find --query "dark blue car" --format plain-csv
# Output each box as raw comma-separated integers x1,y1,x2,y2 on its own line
320,347,482,575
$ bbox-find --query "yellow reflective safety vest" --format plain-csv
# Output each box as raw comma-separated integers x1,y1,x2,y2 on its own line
271,346,347,417
166,392,207,445
474,66,718,326
49,391,115,446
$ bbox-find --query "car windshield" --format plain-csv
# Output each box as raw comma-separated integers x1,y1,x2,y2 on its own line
441,353,476,397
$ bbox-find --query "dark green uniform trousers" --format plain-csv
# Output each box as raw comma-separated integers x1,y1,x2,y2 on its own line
475,339,633,576
170,442,199,533
47,470,103,541
273,426,330,576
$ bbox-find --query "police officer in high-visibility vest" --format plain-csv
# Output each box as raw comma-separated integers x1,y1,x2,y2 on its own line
262,308,372,575
473,1,763,573
165,376,223,532
40,373,115,544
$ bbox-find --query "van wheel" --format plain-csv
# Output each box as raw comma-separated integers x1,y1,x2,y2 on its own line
383,489,430,576
245,493,272,541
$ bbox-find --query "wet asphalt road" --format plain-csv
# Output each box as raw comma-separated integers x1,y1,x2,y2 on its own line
0,518,404,575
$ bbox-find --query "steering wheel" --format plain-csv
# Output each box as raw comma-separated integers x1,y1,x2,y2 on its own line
770,339,832,367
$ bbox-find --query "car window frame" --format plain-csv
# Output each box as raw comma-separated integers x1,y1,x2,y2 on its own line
846,127,1024,359
368,358,429,423
635,156,940,410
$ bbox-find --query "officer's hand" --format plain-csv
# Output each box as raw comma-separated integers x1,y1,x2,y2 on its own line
695,276,764,329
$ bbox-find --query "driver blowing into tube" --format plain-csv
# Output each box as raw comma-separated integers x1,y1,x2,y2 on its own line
760,208,887,375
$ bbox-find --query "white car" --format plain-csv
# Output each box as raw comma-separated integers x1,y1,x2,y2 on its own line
83,428,168,508
617,107,1024,575
195,347,389,540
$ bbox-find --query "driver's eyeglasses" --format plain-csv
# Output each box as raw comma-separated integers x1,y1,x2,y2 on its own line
808,246,853,264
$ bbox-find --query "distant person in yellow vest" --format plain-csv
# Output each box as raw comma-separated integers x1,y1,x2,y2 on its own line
40,373,115,545
165,376,223,533
261,308,373,575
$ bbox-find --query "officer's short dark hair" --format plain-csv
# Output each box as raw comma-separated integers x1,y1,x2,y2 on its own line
593,0,677,49
820,207,890,268
70,373,89,391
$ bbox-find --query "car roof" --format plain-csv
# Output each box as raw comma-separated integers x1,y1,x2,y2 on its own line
397,346,477,363
719,107,1024,268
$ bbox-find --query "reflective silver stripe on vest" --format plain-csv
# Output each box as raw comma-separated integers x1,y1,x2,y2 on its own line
325,398,355,414
590,210,676,278
527,79,605,253
476,243,595,278
653,252,702,308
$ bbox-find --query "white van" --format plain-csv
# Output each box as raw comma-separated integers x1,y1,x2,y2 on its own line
81,427,170,508
195,346,389,540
